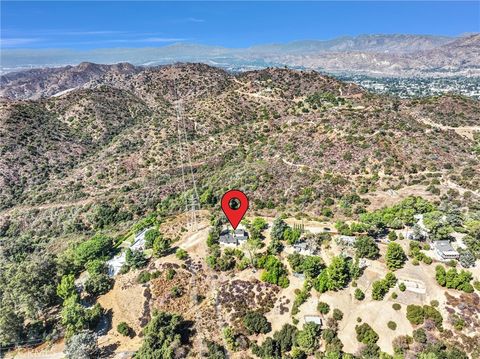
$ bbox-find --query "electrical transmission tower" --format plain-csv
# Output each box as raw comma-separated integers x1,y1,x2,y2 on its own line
173,80,200,231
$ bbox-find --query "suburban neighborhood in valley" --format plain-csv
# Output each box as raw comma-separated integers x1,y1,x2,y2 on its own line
1,1,480,359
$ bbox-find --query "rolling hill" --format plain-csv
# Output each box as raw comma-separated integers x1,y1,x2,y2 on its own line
0,63,478,239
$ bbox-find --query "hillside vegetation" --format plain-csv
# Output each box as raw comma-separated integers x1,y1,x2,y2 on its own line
0,63,479,355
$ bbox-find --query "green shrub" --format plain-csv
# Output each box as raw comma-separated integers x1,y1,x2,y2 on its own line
412,328,427,343
423,256,432,265
125,249,148,269
153,237,171,257
137,271,151,284
332,309,343,321
205,340,227,359
117,322,133,337
406,305,424,325
392,303,401,311
243,312,272,334
259,255,290,288
57,274,76,300
387,321,397,330
354,288,365,300
354,236,380,259
355,323,379,344
144,229,160,249
166,269,176,280
175,248,188,260
84,273,113,296
317,302,330,314
170,286,182,297
399,283,406,292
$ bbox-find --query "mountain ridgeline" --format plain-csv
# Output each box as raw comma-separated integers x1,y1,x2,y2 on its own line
1,33,479,77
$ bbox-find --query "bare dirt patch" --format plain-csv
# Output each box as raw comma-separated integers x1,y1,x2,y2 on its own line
96,271,147,353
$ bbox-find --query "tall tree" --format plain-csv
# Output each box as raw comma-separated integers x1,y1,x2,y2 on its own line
271,218,289,241
354,236,379,259
385,242,407,271
65,330,99,359
327,256,350,290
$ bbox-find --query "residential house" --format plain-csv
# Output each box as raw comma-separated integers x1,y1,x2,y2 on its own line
293,241,313,255
434,240,459,261
219,228,249,246
336,235,356,246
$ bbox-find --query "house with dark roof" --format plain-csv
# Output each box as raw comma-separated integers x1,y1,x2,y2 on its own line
219,228,249,246
434,240,459,260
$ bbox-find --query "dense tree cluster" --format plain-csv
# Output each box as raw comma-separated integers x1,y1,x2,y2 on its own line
258,255,290,288
435,265,474,293
271,218,289,242
204,340,228,359
252,324,298,358
463,220,480,259
371,272,397,300
360,196,436,232
287,253,324,278
72,234,113,271
406,304,443,329
423,211,454,241
245,218,269,241
408,241,432,264
84,259,113,296
206,215,249,272
60,296,103,337
354,236,380,259
135,311,190,358
313,256,357,293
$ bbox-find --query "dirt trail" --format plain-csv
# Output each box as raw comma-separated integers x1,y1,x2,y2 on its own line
0,198,94,217
417,116,479,140
7,352,64,359
235,90,284,102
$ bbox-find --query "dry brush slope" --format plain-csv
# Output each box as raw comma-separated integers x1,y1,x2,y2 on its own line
0,63,478,239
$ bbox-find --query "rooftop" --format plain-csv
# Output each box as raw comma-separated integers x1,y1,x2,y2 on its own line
304,315,322,325
434,240,458,254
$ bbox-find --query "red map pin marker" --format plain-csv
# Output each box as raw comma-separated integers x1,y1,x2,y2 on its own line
221,190,249,230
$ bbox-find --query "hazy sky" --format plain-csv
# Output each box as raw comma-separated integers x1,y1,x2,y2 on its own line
2,1,479,49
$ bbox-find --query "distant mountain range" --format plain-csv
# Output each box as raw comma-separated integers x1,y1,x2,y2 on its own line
1,33,479,77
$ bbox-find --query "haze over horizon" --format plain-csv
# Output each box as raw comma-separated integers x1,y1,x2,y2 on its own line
2,1,479,50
